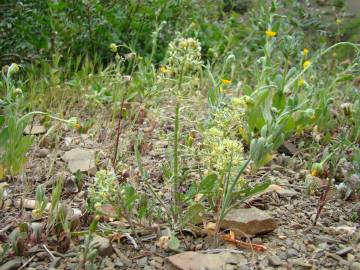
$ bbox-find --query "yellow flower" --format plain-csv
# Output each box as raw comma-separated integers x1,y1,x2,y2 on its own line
303,60,311,69
265,30,277,37
221,79,232,85
298,78,305,87
109,43,117,53
303,48,309,56
75,122,81,129
336,19,342,25
160,66,167,73
219,87,224,93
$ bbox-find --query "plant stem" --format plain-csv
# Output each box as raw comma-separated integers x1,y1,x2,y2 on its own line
112,83,129,167
173,101,180,224
213,159,250,242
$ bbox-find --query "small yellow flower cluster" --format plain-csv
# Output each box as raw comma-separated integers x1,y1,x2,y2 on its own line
200,96,254,176
302,48,311,70
303,60,311,70
167,37,203,75
202,127,244,172
265,30,277,38
298,78,305,87
221,79,231,85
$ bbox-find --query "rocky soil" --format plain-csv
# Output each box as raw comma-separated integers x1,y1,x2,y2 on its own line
1,119,359,270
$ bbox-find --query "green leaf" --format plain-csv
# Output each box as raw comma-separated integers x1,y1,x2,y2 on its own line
199,174,217,194
168,235,180,250
89,218,99,234
178,203,204,228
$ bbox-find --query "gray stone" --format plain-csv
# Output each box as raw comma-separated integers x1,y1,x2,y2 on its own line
285,238,294,246
287,248,299,258
64,176,79,193
351,262,360,270
114,257,124,267
49,257,61,269
220,207,277,235
278,141,297,156
238,265,251,270
268,255,283,266
137,257,148,267
90,235,113,256
0,258,22,270
278,252,287,260
336,246,353,256
24,125,46,135
36,148,50,158
62,148,96,174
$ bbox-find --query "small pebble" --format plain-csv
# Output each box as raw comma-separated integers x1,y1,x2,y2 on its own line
336,246,353,256
287,248,299,258
268,255,283,266
351,262,360,270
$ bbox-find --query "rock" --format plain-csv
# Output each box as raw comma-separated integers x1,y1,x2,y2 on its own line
168,251,245,270
64,176,79,193
90,235,113,256
287,248,299,258
276,188,298,198
288,258,312,269
347,253,355,262
36,148,50,158
330,225,357,236
114,257,124,267
285,238,294,246
278,141,297,156
49,257,61,269
24,125,46,135
268,255,283,266
278,252,287,260
62,148,96,175
0,258,22,270
220,207,277,235
351,262,360,270
137,257,148,267
336,246,353,256
113,246,132,266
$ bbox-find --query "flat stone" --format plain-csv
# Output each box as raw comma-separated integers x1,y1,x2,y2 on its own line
24,125,46,135
62,148,96,175
168,251,246,270
90,235,113,256
268,255,283,266
0,258,22,270
336,246,353,256
276,188,298,198
220,207,277,235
